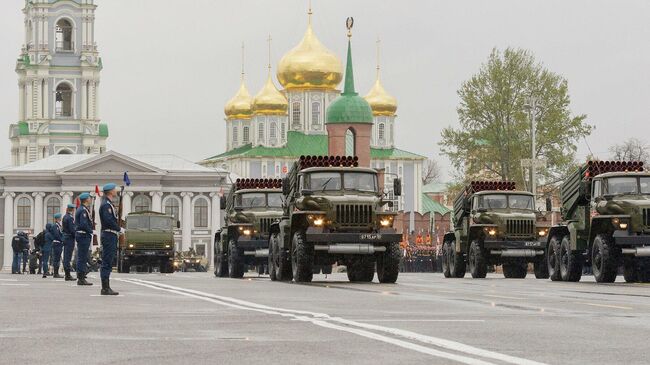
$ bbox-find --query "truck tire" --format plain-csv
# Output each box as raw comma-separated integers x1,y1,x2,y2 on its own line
160,260,173,274
291,231,313,283
560,236,582,282
377,242,400,283
322,265,333,275
592,234,618,283
268,244,277,281
347,259,375,282
503,262,527,279
534,251,550,279
449,240,466,278
548,236,562,281
638,259,650,283
214,241,228,278
117,252,130,274
468,240,487,279
442,241,451,278
228,239,245,278
623,259,638,283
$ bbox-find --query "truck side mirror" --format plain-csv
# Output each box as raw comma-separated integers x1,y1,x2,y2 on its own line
393,178,402,197
545,197,552,212
282,177,290,196
176,220,181,229
219,196,226,209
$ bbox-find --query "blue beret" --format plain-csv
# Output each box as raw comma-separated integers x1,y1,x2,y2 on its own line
79,193,91,200
102,183,117,192
53,213,62,219
67,204,76,209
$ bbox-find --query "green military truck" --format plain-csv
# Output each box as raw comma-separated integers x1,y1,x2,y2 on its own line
269,155,403,283
213,179,284,278
117,211,177,273
546,160,649,282
442,181,549,279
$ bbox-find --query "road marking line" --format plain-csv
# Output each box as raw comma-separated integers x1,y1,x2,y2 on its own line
0,279,19,282
354,319,485,323
484,294,525,300
1,283,29,286
581,302,633,310
119,278,547,365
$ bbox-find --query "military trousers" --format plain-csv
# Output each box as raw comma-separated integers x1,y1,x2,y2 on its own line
52,243,63,269
12,251,22,274
100,232,118,280
75,233,92,274
63,236,75,271
41,250,51,274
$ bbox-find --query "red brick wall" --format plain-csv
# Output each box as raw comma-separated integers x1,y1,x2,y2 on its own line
326,123,372,167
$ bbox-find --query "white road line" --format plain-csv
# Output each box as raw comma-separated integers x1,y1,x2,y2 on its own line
119,278,547,365
1,283,29,286
354,319,485,323
0,278,19,282
580,302,633,310
484,294,525,300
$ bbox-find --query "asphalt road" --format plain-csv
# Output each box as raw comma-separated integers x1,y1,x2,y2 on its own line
1,270,649,365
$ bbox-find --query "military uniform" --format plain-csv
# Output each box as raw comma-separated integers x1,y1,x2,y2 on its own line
62,205,77,281
42,223,53,277
11,232,29,274
75,193,94,286
99,183,120,295
51,214,64,278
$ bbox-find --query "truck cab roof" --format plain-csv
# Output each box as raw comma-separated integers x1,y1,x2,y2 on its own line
236,189,282,194
300,167,377,174
593,171,650,179
127,211,170,217
472,190,534,196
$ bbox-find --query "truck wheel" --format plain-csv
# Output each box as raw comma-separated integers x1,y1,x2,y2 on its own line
214,241,229,278
268,243,277,281
322,265,333,275
548,236,561,281
118,252,130,274
560,236,582,282
534,248,550,279
347,259,375,282
592,234,618,283
228,239,245,279
468,240,487,279
638,259,650,283
449,240,466,278
442,241,451,278
258,265,265,276
291,231,313,283
503,262,527,279
271,233,293,281
377,242,400,283
623,259,638,283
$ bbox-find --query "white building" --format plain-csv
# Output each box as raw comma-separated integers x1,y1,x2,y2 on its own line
9,0,107,166
0,151,228,270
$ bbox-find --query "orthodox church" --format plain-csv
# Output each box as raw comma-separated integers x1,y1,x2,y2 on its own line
200,10,425,213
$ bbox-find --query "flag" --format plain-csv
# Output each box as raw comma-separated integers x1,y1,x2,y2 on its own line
95,185,101,197
75,197,80,208
123,171,131,186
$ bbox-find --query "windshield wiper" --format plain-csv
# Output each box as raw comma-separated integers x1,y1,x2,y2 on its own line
320,178,333,192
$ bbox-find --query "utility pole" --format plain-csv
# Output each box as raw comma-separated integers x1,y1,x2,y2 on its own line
524,96,541,198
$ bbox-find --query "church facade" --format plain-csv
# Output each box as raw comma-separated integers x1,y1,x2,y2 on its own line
200,10,425,214
9,0,107,166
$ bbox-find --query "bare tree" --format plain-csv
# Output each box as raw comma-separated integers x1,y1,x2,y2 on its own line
422,159,442,185
609,138,649,163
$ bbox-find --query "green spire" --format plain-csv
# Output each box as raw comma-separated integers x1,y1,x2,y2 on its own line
343,40,356,95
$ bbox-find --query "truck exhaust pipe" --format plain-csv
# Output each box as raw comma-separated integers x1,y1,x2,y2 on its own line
621,247,650,257
314,244,386,255
490,249,543,258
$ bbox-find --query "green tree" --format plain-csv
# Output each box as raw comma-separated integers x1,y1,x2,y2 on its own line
440,48,591,191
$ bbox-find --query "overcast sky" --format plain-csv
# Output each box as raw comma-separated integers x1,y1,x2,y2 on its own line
0,0,648,179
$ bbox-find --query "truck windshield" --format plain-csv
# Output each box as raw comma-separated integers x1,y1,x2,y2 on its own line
305,172,377,192
127,216,149,229
509,195,534,209
478,194,534,210
641,177,650,194
607,177,638,195
150,217,172,230
127,216,172,230
343,172,378,192
237,193,266,208
267,193,283,208
308,172,342,191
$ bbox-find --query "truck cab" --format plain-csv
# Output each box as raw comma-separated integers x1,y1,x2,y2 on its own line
118,211,177,273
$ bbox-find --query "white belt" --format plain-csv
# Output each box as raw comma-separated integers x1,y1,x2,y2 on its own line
53,240,61,243
102,230,119,235
76,231,90,235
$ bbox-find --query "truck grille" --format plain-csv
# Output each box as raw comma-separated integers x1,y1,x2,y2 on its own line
643,209,650,228
506,219,535,238
133,242,168,250
259,218,274,234
335,204,373,226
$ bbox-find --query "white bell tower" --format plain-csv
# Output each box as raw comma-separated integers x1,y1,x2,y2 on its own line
9,0,107,166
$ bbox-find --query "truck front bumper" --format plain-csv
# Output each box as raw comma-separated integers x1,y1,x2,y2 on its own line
236,236,269,258
613,231,650,256
483,240,544,258
124,250,174,257
305,228,401,255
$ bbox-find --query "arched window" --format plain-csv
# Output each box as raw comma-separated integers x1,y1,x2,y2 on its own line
258,123,264,142
345,128,356,156
281,122,286,143
232,126,238,146
58,148,73,155
164,197,180,222
193,198,208,228
132,195,151,212
378,123,385,142
16,197,32,228
270,122,277,140
55,19,73,51
311,102,320,125
55,83,73,118
292,102,301,124
242,126,250,143
46,197,61,224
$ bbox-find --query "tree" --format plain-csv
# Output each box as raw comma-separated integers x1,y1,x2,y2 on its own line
609,138,649,163
440,48,592,191
422,158,441,185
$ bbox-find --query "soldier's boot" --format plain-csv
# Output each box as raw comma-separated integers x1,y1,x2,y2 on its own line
100,279,119,296
42,272,47,278
64,269,75,281
77,272,93,286
53,267,62,278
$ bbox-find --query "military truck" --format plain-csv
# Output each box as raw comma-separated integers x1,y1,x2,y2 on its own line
442,181,549,279
269,155,403,283
117,211,177,273
546,160,649,283
213,179,284,278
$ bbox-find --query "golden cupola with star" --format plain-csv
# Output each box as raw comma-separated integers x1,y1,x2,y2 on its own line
365,39,397,149
224,80,253,120
253,74,288,115
365,77,397,117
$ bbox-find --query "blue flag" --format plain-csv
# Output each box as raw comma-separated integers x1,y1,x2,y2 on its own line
123,171,131,186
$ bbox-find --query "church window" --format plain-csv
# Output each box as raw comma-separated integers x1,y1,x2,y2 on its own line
258,123,264,141
164,197,180,222
292,102,301,124
311,102,320,125
281,122,286,142
133,195,151,212
16,197,32,228
345,128,356,156
378,123,385,142
193,198,208,228
243,126,250,143
270,122,277,140
55,19,73,52
55,83,73,118
46,197,61,224
232,126,238,145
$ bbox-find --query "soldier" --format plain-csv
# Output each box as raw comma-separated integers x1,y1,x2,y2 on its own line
99,183,121,295
75,193,94,286
51,213,64,278
11,231,29,274
42,223,53,278
62,204,76,281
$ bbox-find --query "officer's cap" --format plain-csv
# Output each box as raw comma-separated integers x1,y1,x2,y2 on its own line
53,213,62,219
102,183,117,192
67,204,76,209
79,193,91,200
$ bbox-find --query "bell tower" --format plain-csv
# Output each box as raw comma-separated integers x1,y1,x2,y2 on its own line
9,0,107,166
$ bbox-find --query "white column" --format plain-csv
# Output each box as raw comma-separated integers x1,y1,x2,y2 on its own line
181,192,193,251
18,82,25,121
151,191,163,213
26,79,33,118
209,192,221,268
3,193,16,270
81,79,87,120
60,191,73,213
121,192,133,217
43,78,49,120
32,192,45,235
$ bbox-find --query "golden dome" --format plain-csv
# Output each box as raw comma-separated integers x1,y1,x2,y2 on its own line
224,80,253,119
277,22,343,90
253,73,288,115
364,77,397,116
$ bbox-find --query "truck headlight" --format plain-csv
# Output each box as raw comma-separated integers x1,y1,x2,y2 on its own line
378,215,394,227
165,244,171,248
619,222,628,230
485,227,497,236
242,229,251,236
128,243,134,248
538,229,548,237
612,218,629,230
307,215,326,227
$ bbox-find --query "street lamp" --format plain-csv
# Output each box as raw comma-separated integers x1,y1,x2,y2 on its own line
524,96,542,198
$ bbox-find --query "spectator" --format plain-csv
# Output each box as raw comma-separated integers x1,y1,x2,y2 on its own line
11,231,29,274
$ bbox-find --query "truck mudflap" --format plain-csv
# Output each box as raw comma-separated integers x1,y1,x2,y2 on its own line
613,231,650,247
305,229,402,245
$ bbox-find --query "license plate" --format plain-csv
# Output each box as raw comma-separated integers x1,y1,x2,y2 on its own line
144,251,157,255
524,242,540,247
360,234,382,240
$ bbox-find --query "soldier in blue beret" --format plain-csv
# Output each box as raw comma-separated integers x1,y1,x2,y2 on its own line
62,204,77,281
42,223,53,278
50,213,64,278
99,183,121,295
75,193,94,286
